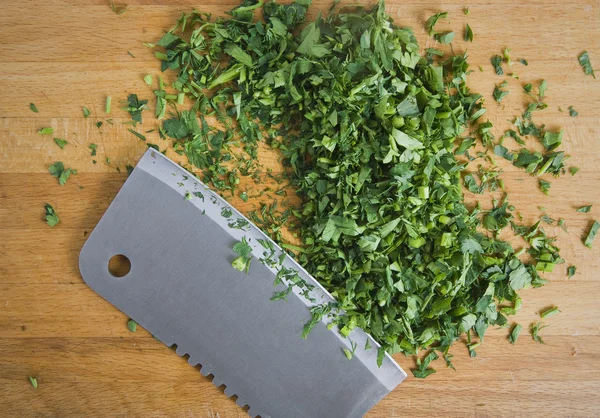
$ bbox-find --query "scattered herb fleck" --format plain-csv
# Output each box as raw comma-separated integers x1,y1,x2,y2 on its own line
509,323,522,344
568,106,578,117
540,306,560,319
531,322,548,344
44,203,59,227
48,161,76,186
29,103,39,113
576,205,592,213
584,220,599,248
127,319,137,332
38,127,53,135
578,51,595,79
28,376,38,389
53,138,68,149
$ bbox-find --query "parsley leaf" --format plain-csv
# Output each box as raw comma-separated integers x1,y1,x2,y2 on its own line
509,323,522,345
38,127,53,135
584,220,600,248
578,51,596,79
568,106,578,117
127,319,137,332
53,138,68,149
464,23,473,42
576,205,592,213
232,236,253,273
48,162,76,186
567,265,576,278
530,322,548,344
44,203,59,227
425,12,448,36
491,55,504,75
82,107,91,118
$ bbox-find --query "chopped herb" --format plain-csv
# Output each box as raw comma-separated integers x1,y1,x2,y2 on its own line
239,191,249,202
538,79,547,98
53,138,68,149
578,51,595,79
463,7,469,15
231,236,253,273
558,219,567,232
584,220,600,248
105,96,112,114
82,107,91,118
48,161,76,186
38,127,53,135
503,48,513,66
96,121,103,129
491,54,503,75
127,51,135,58
29,103,39,113
518,58,528,66
569,167,579,176
127,319,137,332
568,106,578,117
147,143,159,151
153,0,569,372
523,83,532,94
28,376,38,388
44,203,59,227
539,179,551,195
576,205,592,213
425,12,448,36
509,323,522,345
144,74,153,85
531,322,548,344
125,94,149,125
493,80,509,103
567,265,576,278
540,306,560,319
128,129,146,141
343,340,358,360
436,31,455,44
412,351,438,378
126,165,134,176
464,23,473,42
89,143,98,156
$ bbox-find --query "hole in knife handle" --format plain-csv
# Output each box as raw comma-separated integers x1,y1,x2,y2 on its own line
108,254,131,278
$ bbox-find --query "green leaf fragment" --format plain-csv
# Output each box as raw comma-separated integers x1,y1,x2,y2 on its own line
540,306,560,319
464,23,473,42
38,127,53,135
83,107,91,118
127,319,137,332
576,205,592,213
584,220,600,248
28,376,38,388
53,138,68,149
530,321,548,344
44,203,59,227
29,103,39,113
578,51,595,79
567,265,576,278
509,323,522,344
568,106,578,117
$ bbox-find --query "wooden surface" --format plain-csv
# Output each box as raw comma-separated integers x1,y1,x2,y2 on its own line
1,0,600,416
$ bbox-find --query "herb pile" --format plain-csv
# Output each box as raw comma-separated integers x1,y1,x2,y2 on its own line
139,0,594,374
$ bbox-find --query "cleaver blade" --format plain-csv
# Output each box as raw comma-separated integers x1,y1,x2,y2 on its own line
79,149,406,418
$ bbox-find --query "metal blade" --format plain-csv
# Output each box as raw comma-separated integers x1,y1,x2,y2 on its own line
79,149,406,418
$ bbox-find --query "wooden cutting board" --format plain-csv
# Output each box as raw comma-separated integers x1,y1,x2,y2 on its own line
1,0,599,416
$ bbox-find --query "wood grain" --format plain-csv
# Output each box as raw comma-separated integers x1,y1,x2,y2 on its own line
1,0,599,417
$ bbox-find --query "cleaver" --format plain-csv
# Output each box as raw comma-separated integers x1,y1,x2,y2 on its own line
79,149,406,417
